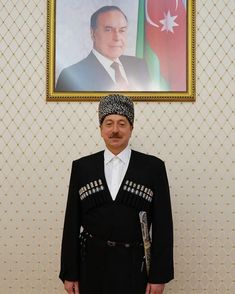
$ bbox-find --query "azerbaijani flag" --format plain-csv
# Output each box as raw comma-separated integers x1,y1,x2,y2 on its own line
136,0,187,91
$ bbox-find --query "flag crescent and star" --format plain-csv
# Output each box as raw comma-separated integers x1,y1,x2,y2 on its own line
136,0,187,91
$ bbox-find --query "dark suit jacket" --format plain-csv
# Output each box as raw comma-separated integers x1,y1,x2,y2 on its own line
59,150,174,284
56,52,151,91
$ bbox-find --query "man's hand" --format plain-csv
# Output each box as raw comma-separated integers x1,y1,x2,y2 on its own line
64,280,79,294
145,283,165,294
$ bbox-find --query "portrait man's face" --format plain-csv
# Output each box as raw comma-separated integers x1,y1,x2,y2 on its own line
91,10,128,61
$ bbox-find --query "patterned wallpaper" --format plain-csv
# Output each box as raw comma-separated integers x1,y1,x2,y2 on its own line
0,1,234,293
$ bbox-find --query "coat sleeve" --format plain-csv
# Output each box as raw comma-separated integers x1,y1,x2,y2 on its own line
148,160,174,284
59,161,81,282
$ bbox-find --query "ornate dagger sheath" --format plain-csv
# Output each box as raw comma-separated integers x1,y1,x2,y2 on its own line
139,211,151,275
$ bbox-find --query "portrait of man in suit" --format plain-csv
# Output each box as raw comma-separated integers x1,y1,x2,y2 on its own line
55,5,151,92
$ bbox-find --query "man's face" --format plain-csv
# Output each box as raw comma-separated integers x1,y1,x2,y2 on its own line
100,114,133,155
91,10,128,60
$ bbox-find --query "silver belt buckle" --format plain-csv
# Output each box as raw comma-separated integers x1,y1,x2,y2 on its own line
107,240,116,247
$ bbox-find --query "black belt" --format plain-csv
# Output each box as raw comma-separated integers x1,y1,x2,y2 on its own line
82,230,143,248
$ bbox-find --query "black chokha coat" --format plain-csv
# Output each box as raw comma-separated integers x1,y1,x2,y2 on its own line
59,150,174,290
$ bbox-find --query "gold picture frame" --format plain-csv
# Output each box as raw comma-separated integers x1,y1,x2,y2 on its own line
47,0,195,101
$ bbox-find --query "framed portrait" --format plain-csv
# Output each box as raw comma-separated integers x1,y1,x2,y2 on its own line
47,0,195,101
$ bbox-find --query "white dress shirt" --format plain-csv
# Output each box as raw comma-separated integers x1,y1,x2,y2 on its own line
92,49,128,83
104,147,131,200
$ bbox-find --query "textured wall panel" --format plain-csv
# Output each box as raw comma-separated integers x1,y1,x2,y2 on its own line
0,1,234,293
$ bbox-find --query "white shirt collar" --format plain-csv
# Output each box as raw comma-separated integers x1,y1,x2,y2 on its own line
104,146,131,165
92,48,122,71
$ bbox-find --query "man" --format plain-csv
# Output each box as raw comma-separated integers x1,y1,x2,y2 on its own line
59,94,174,294
56,6,151,92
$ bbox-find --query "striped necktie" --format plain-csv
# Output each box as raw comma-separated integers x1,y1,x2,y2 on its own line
111,62,128,90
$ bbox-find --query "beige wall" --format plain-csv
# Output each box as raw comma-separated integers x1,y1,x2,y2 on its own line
1,1,234,293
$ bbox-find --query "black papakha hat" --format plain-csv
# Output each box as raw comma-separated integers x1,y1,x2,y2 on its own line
98,94,134,125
